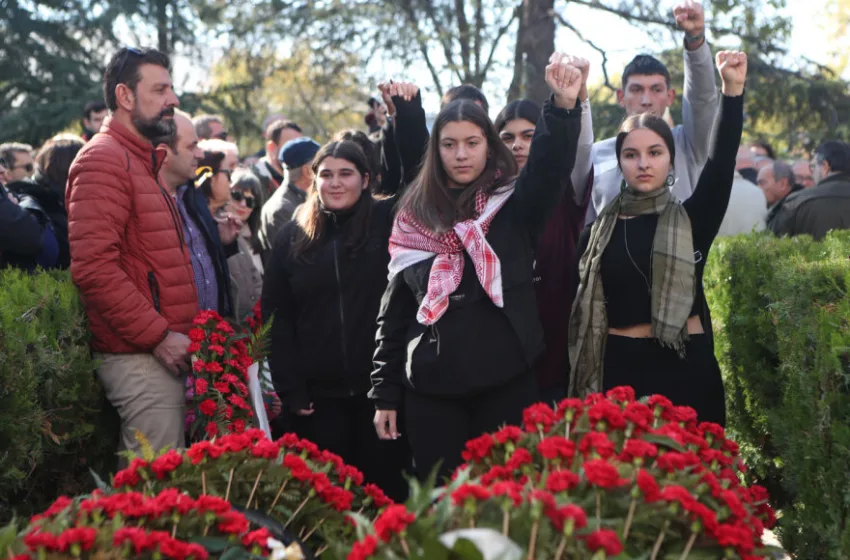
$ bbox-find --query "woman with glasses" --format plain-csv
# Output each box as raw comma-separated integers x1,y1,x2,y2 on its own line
227,169,264,322
197,139,239,215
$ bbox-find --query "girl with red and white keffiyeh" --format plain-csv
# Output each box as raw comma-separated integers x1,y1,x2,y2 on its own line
369,54,585,481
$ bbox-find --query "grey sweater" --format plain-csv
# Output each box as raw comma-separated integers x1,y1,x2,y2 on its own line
585,41,718,224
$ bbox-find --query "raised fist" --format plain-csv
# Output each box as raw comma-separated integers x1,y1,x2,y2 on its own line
673,0,705,37
378,81,420,117
716,51,747,96
545,53,583,109
561,55,591,101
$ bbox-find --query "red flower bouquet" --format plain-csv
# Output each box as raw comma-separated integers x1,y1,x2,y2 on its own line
343,387,781,559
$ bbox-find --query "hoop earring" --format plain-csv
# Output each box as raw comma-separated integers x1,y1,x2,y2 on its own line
665,173,675,187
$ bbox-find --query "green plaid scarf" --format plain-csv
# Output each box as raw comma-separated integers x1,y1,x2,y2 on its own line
568,186,695,397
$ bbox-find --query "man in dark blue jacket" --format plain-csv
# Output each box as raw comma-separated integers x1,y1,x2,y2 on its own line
155,111,239,317
0,165,59,271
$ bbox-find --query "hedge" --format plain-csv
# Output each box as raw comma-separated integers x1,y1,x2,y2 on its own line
0,269,117,523
705,230,850,559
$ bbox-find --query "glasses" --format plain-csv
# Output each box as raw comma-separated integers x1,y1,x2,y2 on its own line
115,47,143,84
231,190,256,209
217,169,232,181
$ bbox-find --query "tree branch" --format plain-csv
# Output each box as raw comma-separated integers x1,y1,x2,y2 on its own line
394,0,446,96
481,8,519,79
455,0,472,80
552,11,615,91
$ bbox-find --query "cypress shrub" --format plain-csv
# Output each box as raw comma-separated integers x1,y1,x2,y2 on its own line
705,230,850,558
0,269,117,522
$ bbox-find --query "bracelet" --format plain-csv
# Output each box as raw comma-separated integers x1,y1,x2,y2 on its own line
685,31,705,44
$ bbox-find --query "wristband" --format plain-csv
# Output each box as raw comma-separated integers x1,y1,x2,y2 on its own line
685,31,705,44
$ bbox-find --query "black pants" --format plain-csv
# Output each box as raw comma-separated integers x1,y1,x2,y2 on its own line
291,394,410,503
604,334,726,426
405,372,539,483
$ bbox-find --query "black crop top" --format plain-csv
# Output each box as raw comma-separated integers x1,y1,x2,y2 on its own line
575,93,744,329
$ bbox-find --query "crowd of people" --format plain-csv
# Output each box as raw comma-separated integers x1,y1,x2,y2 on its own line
2,0,849,500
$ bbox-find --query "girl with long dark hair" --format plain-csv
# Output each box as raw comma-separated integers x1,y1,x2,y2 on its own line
370,56,584,480
569,51,748,426
262,85,424,501
494,56,594,402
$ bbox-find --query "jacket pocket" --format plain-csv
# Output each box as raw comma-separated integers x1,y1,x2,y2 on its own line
148,271,161,313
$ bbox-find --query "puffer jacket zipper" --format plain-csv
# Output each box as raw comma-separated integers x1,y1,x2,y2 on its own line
148,271,161,312
332,238,350,374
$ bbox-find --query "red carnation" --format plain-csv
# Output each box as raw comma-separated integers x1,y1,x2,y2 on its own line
583,529,623,556
228,394,251,410
192,359,206,373
319,450,345,470
556,398,584,422
205,361,224,374
57,528,97,552
660,484,697,509
545,469,580,493
187,342,201,354
713,522,755,554
588,399,627,429
348,535,378,560
551,504,588,532
523,403,558,433
150,450,183,480
208,344,226,356
647,394,673,414
623,402,653,430
451,483,491,505
583,459,626,489
529,489,556,511
578,431,615,459
364,483,393,508
199,399,217,416
229,419,247,434
656,451,701,473
721,489,748,520
605,386,636,403
213,381,231,394
665,405,698,426
283,454,313,481
506,448,533,470
218,510,250,534
194,378,209,395
462,434,496,463
250,439,280,459
216,320,236,334
189,328,206,342
319,485,355,512
338,465,365,486
205,422,218,438
494,425,523,444
242,528,272,550
636,469,661,502
698,421,726,441
619,439,659,463
113,527,152,554
491,481,524,506
481,465,511,485
374,504,416,542
689,502,719,533
24,530,60,551
537,436,576,463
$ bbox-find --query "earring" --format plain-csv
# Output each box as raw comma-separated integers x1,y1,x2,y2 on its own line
665,173,675,187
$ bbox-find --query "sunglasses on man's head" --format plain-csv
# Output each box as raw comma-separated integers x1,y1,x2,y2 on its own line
116,47,143,84
231,190,255,209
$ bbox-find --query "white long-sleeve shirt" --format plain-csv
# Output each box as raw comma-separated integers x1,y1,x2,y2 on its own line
585,41,719,224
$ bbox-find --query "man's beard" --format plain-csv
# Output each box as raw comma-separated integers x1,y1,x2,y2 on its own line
132,106,176,142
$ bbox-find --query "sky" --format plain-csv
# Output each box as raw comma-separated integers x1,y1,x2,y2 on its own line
166,0,844,119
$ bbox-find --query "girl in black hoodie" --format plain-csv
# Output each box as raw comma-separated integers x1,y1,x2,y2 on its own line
262,85,425,501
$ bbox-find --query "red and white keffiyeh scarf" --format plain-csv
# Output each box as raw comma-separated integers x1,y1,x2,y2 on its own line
388,184,515,325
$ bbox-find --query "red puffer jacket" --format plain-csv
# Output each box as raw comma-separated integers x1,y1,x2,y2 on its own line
67,117,198,353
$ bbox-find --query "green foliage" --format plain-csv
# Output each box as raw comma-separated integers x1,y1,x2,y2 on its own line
0,269,117,523
704,230,850,559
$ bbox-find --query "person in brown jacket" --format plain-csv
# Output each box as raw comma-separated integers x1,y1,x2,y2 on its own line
66,47,198,456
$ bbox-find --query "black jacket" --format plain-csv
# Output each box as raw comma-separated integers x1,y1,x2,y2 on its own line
178,183,236,317
7,176,70,268
262,93,426,411
370,99,582,410
376,91,430,196
769,173,850,240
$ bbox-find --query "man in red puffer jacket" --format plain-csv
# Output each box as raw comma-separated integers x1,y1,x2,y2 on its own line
67,47,198,456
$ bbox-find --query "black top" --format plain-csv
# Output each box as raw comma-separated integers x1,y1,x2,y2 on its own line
262,93,426,411
370,98,583,410
576,94,743,329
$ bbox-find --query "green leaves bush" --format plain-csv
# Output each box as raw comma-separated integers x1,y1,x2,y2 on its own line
705,230,850,559
0,269,117,523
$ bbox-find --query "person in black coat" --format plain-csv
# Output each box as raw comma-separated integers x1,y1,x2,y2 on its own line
369,56,584,482
262,85,426,501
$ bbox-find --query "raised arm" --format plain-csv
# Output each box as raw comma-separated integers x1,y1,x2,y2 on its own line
565,56,595,204
513,54,583,239
261,227,309,413
379,82,429,193
675,1,719,173
683,51,747,245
